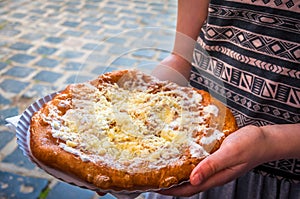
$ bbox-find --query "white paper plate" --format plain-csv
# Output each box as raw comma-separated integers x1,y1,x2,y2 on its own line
15,92,189,195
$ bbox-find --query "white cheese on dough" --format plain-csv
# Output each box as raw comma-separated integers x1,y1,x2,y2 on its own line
43,70,222,171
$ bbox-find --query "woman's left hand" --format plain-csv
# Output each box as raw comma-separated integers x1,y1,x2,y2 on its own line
158,125,271,197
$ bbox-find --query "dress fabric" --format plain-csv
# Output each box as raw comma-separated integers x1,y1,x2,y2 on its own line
145,0,300,198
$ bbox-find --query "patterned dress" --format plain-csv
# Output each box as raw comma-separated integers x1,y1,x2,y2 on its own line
145,0,300,198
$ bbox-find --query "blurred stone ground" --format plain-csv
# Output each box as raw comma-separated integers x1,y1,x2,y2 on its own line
0,0,177,198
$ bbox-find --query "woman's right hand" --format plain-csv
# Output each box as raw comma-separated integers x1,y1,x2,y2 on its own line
151,53,192,86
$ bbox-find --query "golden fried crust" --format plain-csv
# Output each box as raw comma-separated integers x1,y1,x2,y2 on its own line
30,70,238,191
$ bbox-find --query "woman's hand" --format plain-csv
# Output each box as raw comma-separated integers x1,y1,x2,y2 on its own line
159,125,272,197
159,123,300,197
151,53,192,86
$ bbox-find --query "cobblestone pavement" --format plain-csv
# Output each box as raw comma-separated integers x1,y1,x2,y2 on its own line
0,0,177,198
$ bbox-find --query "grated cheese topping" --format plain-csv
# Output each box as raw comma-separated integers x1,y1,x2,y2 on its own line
42,70,224,171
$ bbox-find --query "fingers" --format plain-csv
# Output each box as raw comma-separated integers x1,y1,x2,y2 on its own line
159,164,247,197
158,182,200,197
158,149,239,197
192,163,247,192
190,143,236,186
151,63,190,86
190,126,265,187
158,126,265,197
190,157,218,185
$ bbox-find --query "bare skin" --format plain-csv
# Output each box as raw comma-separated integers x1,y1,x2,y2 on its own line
158,124,300,197
97,1,300,197
153,0,300,197
152,0,209,85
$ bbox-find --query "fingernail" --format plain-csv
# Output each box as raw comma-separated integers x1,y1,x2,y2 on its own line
191,173,202,185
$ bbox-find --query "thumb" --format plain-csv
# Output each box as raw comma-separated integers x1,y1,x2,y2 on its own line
190,146,234,186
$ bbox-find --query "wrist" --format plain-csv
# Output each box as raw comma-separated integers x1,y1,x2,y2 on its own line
162,53,192,80
260,124,300,160
173,31,197,63
259,126,281,162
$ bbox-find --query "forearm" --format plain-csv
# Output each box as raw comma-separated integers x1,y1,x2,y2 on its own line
173,0,210,62
153,0,210,85
262,123,300,160
176,0,209,40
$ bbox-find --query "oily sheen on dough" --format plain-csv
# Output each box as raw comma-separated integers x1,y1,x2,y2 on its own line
30,69,238,191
